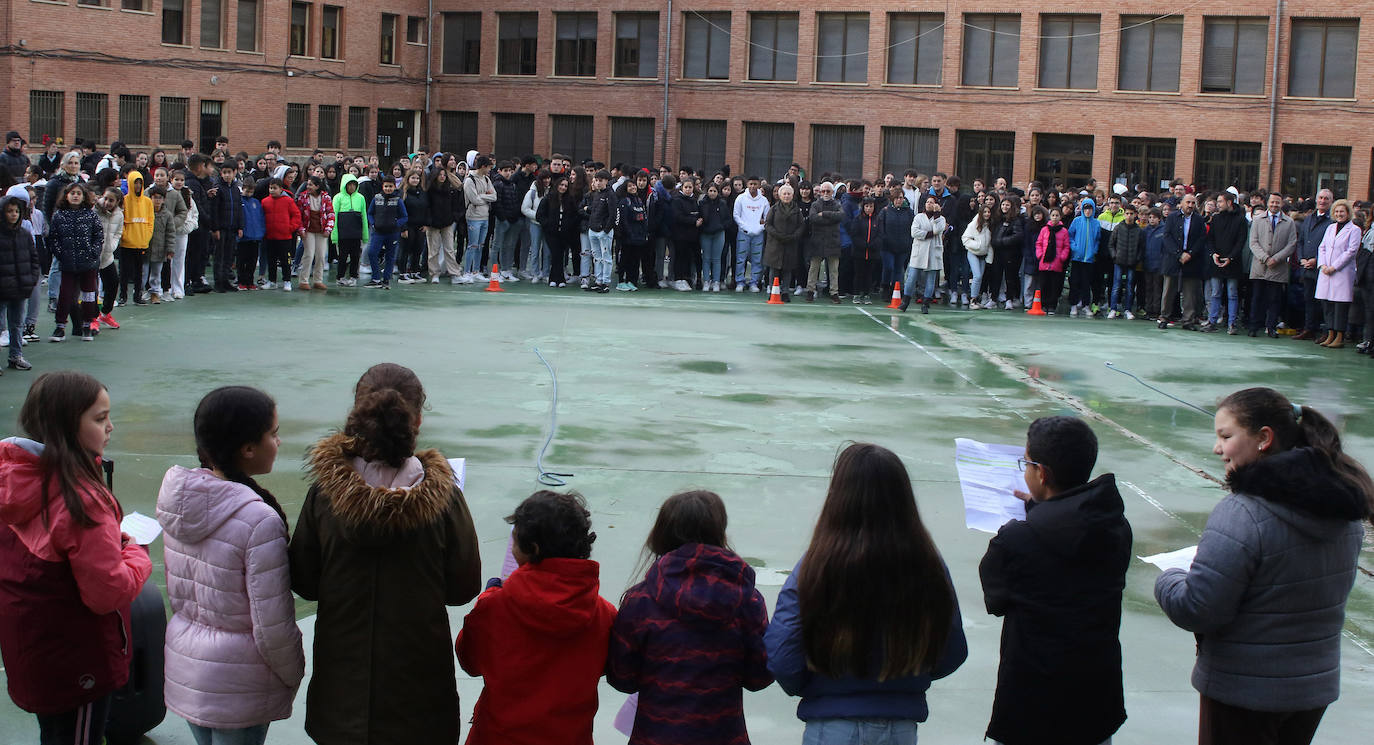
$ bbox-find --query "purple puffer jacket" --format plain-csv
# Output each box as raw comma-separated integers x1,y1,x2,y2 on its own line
157,466,304,729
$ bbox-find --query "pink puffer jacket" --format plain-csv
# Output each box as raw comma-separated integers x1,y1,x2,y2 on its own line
157,466,304,729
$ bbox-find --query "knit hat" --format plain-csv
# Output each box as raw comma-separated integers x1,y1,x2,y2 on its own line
4,131,23,145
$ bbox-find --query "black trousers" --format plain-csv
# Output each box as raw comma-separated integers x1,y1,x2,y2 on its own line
984,249,1021,301
1301,275,1323,331
337,238,361,278
213,231,237,289
186,228,210,286
852,252,877,296
117,247,143,301
1038,269,1065,311
672,238,696,281
399,230,426,274
618,242,649,284
56,269,99,326
546,233,571,285
36,694,110,745
1249,280,1286,332
1199,695,1325,745
236,239,260,287
264,239,294,283
99,263,119,314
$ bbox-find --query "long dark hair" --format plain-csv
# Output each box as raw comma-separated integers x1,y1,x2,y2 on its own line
19,371,119,529
625,490,732,600
343,363,426,467
798,443,953,680
193,386,287,528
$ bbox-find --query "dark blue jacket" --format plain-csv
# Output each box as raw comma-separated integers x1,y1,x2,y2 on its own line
367,192,408,235
878,203,915,255
1162,211,1208,277
241,197,266,242
210,175,243,233
1142,223,1167,273
1299,211,1331,279
617,193,650,246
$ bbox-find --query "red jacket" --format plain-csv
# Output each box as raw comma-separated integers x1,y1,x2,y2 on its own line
295,190,336,235
456,558,617,745
1036,224,1072,272
261,193,302,241
0,439,152,714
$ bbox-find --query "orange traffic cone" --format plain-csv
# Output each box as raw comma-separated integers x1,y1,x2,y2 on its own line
766,277,784,304
485,264,505,292
1026,290,1046,315
886,282,903,309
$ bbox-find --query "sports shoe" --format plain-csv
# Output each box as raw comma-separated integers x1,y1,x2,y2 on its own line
1125,311,1136,320
382,282,391,290
364,279,384,288
97,313,119,329
983,298,997,309
596,284,610,294
80,324,94,341
256,277,267,287
89,320,100,336
150,293,162,303
549,281,558,287
863,294,873,305
658,279,670,289
1107,310,1119,319
49,326,66,342
474,273,489,283
735,284,745,293
853,294,862,304
262,281,276,289
430,275,440,284
628,283,638,291
673,279,692,291
282,282,292,292
7,356,31,371
792,286,803,296
133,293,148,306
22,324,39,342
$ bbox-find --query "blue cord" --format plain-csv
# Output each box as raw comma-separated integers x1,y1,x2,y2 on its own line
1104,362,1213,417
534,347,574,486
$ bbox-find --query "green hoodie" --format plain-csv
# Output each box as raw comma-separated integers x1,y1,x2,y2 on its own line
332,173,369,244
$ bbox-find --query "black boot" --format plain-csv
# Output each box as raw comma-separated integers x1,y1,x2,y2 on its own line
899,296,911,312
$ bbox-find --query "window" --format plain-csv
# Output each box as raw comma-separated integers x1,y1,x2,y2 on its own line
1033,133,1094,188
1039,15,1098,89
286,103,309,148
1282,145,1350,198
683,12,729,80
406,16,424,44
439,111,478,156
1112,138,1175,191
498,13,538,75
122,0,146,9
1288,20,1358,98
811,125,863,177
881,127,938,175
610,117,655,168
75,93,108,146
380,13,397,64
235,0,258,52
160,96,188,145
493,113,535,161
816,13,868,83
962,14,1020,87
290,2,309,56
118,95,148,145
200,0,224,49
555,12,597,77
317,105,340,148
1118,16,1183,92
29,91,64,145
679,119,726,174
162,0,186,44
749,13,798,82
77,0,107,6
321,6,340,59
1201,18,1267,94
743,122,794,182
199,100,224,154
615,12,658,78
956,130,1015,185
1194,140,1261,193
348,106,369,150
887,13,942,85
550,115,594,165
442,13,481,74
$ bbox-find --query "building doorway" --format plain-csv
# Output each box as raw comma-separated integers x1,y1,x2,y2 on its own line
198,100,224,154
376,109,417,168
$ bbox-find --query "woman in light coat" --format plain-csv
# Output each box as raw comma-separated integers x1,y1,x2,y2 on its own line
901,195,947,312
962,204,994,308
1314,199,1361,348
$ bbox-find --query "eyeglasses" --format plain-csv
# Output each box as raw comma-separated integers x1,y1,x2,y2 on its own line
1016,457,1041,472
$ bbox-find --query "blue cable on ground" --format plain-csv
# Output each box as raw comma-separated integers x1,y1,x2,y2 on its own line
1104,362,1213,417
534,347,574,486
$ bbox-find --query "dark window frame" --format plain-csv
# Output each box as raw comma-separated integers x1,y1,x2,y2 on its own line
748,12,798,82
815,12,869,83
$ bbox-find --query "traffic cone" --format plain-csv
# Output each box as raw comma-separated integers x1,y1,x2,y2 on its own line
484,264,504,292
1026,290,1046,315
766,277,784,304
886,282,903,309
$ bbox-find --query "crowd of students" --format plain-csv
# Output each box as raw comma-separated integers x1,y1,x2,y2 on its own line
0,363,1369,745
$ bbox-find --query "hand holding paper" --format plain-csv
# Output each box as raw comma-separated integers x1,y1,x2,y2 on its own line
1139,546,1198,573
954,438,1028,533
119,511,163,546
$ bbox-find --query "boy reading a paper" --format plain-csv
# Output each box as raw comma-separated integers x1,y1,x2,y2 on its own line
978,416,1133,745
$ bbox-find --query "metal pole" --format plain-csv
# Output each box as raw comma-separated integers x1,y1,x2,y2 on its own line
661,0,672,166
424,0,434,149
1266,0,1282,190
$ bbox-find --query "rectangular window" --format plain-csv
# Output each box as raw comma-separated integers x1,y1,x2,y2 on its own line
749,13,798,82
887,13,942,85
683,12,729,80
348,106,369,150
159,96,188,145
1282,145,1350,198
235,0,258,52
962,14,1020,87
286,103,309,149
122,0,146,9
162,0,186,45
743,122,794,182
816,13,869,83
881,127,938,176
550,115,594,165
75,93,108,146
321,6,340,59
610,117,655,168
956,130,1016,184
614,12,658,78
1118,16,1183,92
439,111,478,155
117,95,149,145
1288,20,1358,98
29,91,64,145
1034,133,1095,188
1194,140,1261,193
290,3,309,56
498,12,539,75
493,113,535,161
679,119,726,174
380,13,397,65
1111,137,1175,191
200,0,223,49
199,100,224,154
406,16,424,44
555,12,598,77
317,104,340,148
1201,18,1268,94
442,13,481,74
811,125,863,177
1039,15,1099,89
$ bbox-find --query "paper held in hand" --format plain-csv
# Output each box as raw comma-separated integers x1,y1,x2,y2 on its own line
447,458,466,491
1139,545,1198,573
614,693,639,736
954,438,1028,533
119,511,163,545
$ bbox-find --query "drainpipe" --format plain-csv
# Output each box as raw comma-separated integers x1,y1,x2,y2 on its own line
661,0,672,165
1265,0,1282,190
424,0,433,148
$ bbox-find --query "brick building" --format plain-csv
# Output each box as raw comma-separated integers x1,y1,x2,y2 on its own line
4,1,1373,199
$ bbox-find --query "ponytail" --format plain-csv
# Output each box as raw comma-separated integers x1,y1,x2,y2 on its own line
342,363,426,468
219,463,288,530
193,386,287,530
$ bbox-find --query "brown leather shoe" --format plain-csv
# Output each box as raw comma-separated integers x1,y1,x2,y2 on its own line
1325,332,1345,349
312,282,328,290
1293,329,1316,341
1316,330,1334,346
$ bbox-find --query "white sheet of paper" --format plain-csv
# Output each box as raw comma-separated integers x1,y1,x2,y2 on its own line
954,438,1028,533
614,694,639,736
1139,545,1198,572
447,458,466,491
120,511,162,545
500,529,518,580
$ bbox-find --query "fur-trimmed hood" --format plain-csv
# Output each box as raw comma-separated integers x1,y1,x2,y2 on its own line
306,432,457,545
1228,447,1371,533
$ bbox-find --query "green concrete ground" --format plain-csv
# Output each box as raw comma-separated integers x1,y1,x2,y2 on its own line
2,281,1372,744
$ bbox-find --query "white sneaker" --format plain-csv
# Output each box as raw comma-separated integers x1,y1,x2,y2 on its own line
0,332,8,347
430,276,440,284
983,298,997,309
673,279,692,291
735,284,744,293
549,280,557,287
580,278,590,289
1125,311,1136,320
658,279,669,289
262,281,276,289
1004,300,1014,310
451,275,462,285
283,282,292,292
1107,310,1119,319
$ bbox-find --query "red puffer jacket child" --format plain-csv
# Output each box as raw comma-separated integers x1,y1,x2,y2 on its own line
261,193,302,241
1036,222,1072,272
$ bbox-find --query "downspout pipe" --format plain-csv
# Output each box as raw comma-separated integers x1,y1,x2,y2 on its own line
425,0,433,150
662,0,672,166
1266,0,1282,190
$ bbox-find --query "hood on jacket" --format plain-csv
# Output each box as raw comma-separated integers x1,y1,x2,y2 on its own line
1077,198,1096,219
157,465,262,544
0,438,47,526
503,557,607,638
1026,474,1128,559
128,170,145,196
648,544,755,625
1227,447,1371,536
339,173,359,195
2,184,30,223
305,432,454,546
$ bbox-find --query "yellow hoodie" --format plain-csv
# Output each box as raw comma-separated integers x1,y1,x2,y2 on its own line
120,170,154,249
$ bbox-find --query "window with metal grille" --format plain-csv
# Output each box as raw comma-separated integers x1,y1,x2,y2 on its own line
550,115,594,165
887,13,942,85
235,0,258,52
610,117,655,169
201,0,224,49
748,13,797,82
1194,141,1260,193
162,0,186,44
810,125,863,178
321,6,340,59
683,12,729,80
1201,18,1267,94
380,14,398,64
956,130,1016,185
406,16,424,44
1281,145,1349,198
286,103,310,149
1039,15,1099,90
317,105,340,149
348,107,369,150
498,13,538,75
290,2,309,56
122,0,146,9
439,111,477,155
442,13,481,74
75,93,108,146
743,122,794,182
555,12,597,77
816,13,868,83
962,14,1020,87
1118,15,1183,92
614,13,658,78
118,95,149,145
29,91,64,145
160,97,188,145
1033,133,1094,189
1288,19,1358,98
1111,137,1176,191
881,127,938,176
679,120,726,174
493,113,535,161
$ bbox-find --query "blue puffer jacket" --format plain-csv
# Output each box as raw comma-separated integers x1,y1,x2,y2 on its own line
1068,198,1100,262
1142,223,1167,273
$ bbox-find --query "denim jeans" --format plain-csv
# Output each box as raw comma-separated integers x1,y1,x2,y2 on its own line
189,723,270,745
1111,265,1136,311
491,218,518,273
463,219,489,273
735,231,765,286
967,254,986,297
579,232,593,279
526,222,548,278
3,298,24,360
589,230,613,285
1021,272,1035,305
46,257,60,299
903,266,939,300
700,232,726,283
881,251,902,287
1207,276,1241,326
367,232,399,283
803,718,918,745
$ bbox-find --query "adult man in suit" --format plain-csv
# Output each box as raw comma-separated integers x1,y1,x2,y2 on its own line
1159,193,1208,329
1247,192,1299,337
1293,188,1332,340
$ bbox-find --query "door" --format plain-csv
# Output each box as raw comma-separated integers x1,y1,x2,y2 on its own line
198,100,224,154
376,109,415,169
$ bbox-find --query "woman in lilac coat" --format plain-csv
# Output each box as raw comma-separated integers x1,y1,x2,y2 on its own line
157,387,303,745
1315,199,1361,348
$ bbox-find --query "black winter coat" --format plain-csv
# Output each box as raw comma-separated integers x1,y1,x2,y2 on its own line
425,178,460,227
0,214,40,301
992,216,1025,263
670,193,702,242
878,204,915,255
617,194,650,245
1107,222,1144,268
806,199,844,259
847,212,881,260
42,171,80,221
402,189,430,231
49,208,104,273
536,193,580,242
698,195,728,235
1208,206,1248,278
491,174,522,222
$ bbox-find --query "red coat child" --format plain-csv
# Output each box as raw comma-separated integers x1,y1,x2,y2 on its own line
261,193,302,241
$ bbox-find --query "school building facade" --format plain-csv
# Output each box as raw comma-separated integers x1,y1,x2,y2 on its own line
4,0,1374,198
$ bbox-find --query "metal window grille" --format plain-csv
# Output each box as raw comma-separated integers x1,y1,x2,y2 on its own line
75,92,108,146
118,95,149,145
317,105,340,149
29,91,64,145
286,103,310,149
